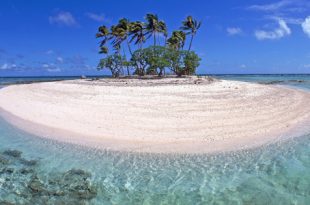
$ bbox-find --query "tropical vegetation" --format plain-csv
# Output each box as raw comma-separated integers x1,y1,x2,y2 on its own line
96,14,202,77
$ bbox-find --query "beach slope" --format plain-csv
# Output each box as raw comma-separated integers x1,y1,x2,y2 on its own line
0,77,309,154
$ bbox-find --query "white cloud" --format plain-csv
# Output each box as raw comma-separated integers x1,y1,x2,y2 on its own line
283,17,304,25
246,0,310,13
0,63,17,70
1,63,8,70
227,27,242,36
47,68,61,72
240,64,247,69
49,11,78,27
248,0,292,12
255,19,291,40
46,50,54,55
85,12,109,23
304,64,310,68
302,16,310,38
42,62,61,72
265,15,303,25
56,57,64,63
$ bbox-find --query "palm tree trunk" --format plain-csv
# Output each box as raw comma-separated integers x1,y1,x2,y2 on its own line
126,39,133,76
157,34,160,46
126,66,130,76
140,40,143,50
153,32,157,75
121,48,126,77
126,39,133,56
188,34,194,52
139,42,143,75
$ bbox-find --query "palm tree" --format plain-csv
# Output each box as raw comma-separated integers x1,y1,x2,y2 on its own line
129,21,146,75
115,18,134,75
167,31,186,50
110,25,125,53
145,14,167,47
175,31,186,50
129,21,146,49
145,14,158,47
159,21,168,46
96,25,110,54
110,24,132,76
117,18,134,56
180,16,201,52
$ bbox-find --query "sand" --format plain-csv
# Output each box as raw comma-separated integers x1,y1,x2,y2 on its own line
0,77,309,154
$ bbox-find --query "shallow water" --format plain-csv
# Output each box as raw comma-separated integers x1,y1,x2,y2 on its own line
214,74,310,90
0,75,310,204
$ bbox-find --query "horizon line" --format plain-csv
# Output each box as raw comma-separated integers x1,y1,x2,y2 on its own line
1,73,310,78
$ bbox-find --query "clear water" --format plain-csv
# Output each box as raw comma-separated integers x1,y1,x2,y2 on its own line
213,74,310,90
0,75,309,204
0,76,81,89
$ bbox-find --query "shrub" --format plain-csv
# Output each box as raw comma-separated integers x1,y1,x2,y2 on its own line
131,46,201,76
97,54,128,77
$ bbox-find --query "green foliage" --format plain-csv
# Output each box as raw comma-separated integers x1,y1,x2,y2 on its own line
129,21,146,47
96,14,202,77
99,46,108,54
97,54,127,77
181,16,202,35
96,26,111,54
146,46,170,76
180,16,202,51
131,46,200,76
183,51,201,75
167,31,186,50
165,48,201,76
144,14,167,47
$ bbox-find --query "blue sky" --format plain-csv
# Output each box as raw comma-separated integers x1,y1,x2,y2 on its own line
0,0,310,76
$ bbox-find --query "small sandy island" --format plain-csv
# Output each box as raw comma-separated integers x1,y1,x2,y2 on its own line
0,76,310,154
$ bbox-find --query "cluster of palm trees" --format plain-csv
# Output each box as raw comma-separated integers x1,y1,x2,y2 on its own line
96,14,202,77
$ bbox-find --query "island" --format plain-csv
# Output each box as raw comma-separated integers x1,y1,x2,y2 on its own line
0,76,309,154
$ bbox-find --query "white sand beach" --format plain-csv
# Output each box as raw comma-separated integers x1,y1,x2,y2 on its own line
0,77,309,154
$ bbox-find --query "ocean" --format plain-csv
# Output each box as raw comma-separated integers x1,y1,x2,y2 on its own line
0,75,309,204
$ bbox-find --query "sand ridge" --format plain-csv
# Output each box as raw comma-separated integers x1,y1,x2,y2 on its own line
0,77,309,154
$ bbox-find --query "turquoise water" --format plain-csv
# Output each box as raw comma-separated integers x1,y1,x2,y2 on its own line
213,74,310,90
0,76,81,88
0,75,309,204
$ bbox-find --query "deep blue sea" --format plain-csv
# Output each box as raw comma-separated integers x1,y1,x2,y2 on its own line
0,75,309,204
